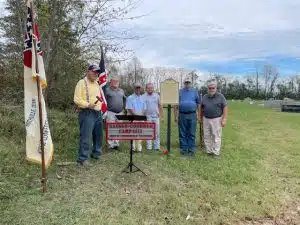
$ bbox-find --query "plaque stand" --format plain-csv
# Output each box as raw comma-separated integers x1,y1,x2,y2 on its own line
115,115,148,176
160,78,179,155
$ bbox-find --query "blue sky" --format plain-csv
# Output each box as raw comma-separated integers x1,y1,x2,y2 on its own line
117,0,300,76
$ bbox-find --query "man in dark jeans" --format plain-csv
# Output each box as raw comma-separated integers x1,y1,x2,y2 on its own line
74,64,103,166
174,77,201,156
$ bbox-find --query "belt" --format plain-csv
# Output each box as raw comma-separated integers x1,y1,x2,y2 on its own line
179,111,196,114
111,111,122,114
204,116,221,119
108,109,123,114
78,108,100,113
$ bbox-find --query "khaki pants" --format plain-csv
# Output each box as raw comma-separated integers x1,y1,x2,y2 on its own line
127,111,143,152
132,140,142,152
203,117,222,155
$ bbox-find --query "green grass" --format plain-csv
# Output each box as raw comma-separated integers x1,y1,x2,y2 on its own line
0,102,299,225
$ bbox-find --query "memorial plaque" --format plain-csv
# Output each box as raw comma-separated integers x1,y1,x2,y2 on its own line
160,78,179,105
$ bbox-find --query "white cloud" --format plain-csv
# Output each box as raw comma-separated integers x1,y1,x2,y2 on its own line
117,0,300,72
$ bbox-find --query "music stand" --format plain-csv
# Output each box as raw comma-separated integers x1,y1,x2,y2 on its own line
115,114,148,176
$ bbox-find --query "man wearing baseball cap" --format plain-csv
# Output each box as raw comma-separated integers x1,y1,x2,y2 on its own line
103,75,127,151
73,64,103,166
200,79,228,157
125,82,147,152
174,77,201,157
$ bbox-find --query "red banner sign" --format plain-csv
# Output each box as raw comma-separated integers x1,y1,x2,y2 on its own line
106,122,156,140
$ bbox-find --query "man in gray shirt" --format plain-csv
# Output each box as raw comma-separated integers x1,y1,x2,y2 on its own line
104,76,126,150
142,83,163,152
200,79,228,157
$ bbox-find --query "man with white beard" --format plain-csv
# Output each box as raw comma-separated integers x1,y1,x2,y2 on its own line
142,83,163,152
200,79,228,157
104,76,126,151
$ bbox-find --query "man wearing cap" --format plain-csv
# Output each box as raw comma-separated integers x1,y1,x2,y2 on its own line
142,83,163,152
104,76,126,150
200,79,228,157
174,77,201,156
74,64,103,166
125,82,146,152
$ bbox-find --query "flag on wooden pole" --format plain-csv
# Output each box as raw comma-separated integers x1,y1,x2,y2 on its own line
98,45,108,118
24,0,54,169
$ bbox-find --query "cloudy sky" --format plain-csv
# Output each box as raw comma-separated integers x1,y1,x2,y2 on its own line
1,0,300,76
117,0,300,76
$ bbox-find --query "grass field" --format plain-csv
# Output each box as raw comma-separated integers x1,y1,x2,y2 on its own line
0,102,299,225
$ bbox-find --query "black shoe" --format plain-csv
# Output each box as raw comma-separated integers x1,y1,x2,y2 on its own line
188,152,195,157
77,160,89,167
90,155,99,160
113,146,120,151
180,151,188,157
212,154,220,159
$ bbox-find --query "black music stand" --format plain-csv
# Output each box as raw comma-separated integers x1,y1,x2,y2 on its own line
115,114,148,176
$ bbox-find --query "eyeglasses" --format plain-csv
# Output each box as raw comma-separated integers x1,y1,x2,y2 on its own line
208,87,216,90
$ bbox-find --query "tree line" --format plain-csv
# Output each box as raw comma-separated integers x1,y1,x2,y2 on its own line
115,59,300,101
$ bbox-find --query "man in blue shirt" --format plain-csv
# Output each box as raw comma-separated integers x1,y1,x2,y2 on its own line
125,82,147,152
174,77,201,156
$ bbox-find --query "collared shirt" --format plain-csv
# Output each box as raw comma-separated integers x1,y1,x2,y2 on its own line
201,92,227,118
178,88,201,113
104,86,126,113
125,93,146,114
142,92,160,117
74,77,102,111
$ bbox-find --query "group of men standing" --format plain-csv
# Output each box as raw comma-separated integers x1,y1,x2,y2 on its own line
73,64,228,166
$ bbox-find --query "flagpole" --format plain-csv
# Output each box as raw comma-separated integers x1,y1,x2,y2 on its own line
30,1,47,193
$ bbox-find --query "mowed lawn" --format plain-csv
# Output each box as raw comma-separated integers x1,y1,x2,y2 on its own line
0,102,299,225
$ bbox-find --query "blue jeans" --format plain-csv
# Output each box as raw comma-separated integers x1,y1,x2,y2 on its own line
78,109,102,162
178,112,197,154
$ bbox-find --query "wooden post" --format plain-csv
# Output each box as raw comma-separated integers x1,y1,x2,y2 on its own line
30,1,47,193
167,104,171,153
199,120,204,149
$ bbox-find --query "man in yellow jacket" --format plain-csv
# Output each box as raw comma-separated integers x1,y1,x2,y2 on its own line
74,64,103,166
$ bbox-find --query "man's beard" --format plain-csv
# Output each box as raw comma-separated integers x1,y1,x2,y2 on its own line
208,92,216,96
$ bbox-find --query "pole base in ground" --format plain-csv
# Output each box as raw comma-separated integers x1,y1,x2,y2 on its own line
161,149,170,160
41,177,47,192
122,162,148,176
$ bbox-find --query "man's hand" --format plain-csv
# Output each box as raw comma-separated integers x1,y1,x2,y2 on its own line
221,118,226,127
88,103,97,109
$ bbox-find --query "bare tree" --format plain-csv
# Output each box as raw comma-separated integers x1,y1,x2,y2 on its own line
256,69,259,98
262,64,279,98
269,69,279,97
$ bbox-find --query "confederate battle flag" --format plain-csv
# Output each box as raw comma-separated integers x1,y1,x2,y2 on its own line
98,46,107,117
